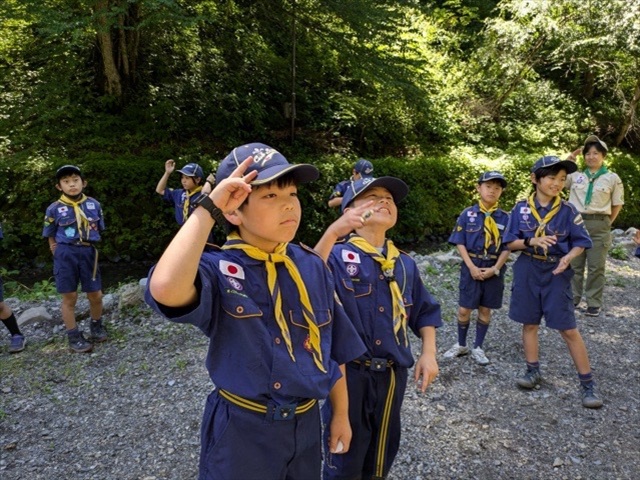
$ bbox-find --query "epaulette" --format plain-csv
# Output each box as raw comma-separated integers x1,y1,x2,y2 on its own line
299,242,323,258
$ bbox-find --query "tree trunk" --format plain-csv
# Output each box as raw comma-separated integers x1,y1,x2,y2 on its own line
95,0,123,98
615,75,640,147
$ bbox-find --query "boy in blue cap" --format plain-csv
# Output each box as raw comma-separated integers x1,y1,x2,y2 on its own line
328,158,374,208
504,156,602,408
444,171,511,365
43,165,107,353
315,176,442,480
145,143,366,480
1,222,26,353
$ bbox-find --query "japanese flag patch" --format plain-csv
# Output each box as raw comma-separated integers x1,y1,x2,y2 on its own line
342,250,361,264
520,207,531,214
219,260,245,279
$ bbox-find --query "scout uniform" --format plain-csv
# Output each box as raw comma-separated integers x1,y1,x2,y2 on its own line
43,188,105,294
162,163,205,226
328,159,374,205
505,192,592,330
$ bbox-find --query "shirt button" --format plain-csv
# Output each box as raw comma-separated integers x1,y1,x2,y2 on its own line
378,306,385,312
236,306,244,314
273,382,282,390
379,274,385,280
375,339,382,346
275,338,281,345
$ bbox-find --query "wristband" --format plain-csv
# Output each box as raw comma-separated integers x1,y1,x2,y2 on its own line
524,237,531,247
196,195,226,224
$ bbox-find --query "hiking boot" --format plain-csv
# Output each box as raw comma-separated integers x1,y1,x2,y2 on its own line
585,307,600,317
89,319,108,343
470,347,490,365
516,369,542,389
581,383,603,409
9,334,26,353
68,331,93,353
442,343,469,359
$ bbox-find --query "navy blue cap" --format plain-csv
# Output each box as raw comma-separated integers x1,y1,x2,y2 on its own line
478,170,507,188
216,143,319,186
341,176,409,212
177,163,204,179
354,159,374,177
56,165,83,180
584,135,608,152
531,156,577,174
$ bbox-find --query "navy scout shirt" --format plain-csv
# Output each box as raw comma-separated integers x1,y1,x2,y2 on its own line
162,188,201,225
42,197,105,244
328,241,442,368
503,198,592,255
146,243,366,405
448,204,510,257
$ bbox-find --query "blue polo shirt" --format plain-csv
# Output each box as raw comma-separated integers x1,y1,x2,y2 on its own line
327,239,442,368
146,243,366,404
504,198,592,254
448,204,510,256
42,197,105,244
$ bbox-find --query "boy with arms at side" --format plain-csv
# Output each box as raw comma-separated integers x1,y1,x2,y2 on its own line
444,171,511,365
43,165,107,353
145,143,366,480
504,156,602,408
315,176,442,480
327,158,374,208
1,222,26,353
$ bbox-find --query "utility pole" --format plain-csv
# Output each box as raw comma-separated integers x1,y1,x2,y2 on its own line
290,0,297,144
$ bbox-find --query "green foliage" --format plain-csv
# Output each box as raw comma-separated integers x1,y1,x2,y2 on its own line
0,268,57,300
609,246,628,261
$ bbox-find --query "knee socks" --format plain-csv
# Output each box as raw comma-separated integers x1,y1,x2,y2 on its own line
1,313,21,336
474,321,490,349
457,322,470,347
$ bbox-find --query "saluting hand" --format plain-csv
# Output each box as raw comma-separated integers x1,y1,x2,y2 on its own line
209,156,258,213
165,159,176,173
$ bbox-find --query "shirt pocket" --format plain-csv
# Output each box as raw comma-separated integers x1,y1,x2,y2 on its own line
220,294,264,319
592,184,613,206
289,309,333,375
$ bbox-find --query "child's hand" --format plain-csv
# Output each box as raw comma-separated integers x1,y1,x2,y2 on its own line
326,201,375,239
634,230,640,245
567,147,582,161
532,234,557,252
552,255,572,275
165,159,176,173
470,265,484,281
209,156,258,213
328,411,352,454
414,353,439,393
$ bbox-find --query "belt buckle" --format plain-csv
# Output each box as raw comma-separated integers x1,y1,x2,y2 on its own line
481,254,491,261
370,358,387,372
273,403,296,421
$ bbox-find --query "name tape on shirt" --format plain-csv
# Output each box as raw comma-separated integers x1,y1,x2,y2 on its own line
341,250,361,264
219,260,245,279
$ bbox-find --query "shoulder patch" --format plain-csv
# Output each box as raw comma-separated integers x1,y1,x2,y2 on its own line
342,249,361,264
574,214,584,225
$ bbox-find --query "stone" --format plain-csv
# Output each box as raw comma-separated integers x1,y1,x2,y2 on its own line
17,307,53,326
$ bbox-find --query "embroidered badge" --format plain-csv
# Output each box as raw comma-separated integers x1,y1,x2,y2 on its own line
58,206,69,214
467,211,478,217
64,227,75,238
227,277,243,290
574,214,585,225
522,214,529,221
469,217,475,223
520,207,531,214
219,260,245,279
456,225,463,232
341,250,361,263
346,263,359,277
86,202,96,210
303,334,313,353
497,224,505,230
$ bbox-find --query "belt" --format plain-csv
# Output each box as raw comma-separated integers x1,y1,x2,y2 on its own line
581,213,608,220
522,251,560,263
217,389,316,421
350,357,394,372
468,252,498,260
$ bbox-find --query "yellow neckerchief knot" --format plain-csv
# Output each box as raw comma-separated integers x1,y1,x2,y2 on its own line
183,186,203,222
527,193,561,256
478,201,500,254
59,194,90,240
347,235,408,346
222,233,326,373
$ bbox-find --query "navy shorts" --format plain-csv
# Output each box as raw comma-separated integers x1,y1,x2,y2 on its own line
458,261,505,310
509,254,576,330
53,244,102,294
199,390,321,480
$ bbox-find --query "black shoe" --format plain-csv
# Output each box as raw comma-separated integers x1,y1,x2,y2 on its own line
89,319,108,343
68,331,93,353
581,383,603,409
585,307,600,317
517,369,542,389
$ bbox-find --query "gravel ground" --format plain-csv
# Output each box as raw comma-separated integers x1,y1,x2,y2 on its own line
1,253,639,480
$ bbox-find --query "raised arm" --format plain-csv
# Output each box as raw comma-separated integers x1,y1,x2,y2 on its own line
155,159,176,195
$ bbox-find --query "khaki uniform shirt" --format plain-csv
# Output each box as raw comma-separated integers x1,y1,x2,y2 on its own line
566,171,624,214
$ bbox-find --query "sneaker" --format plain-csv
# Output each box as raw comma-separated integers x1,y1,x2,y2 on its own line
442,343,469,359
89,319,108,343
68,331,93,353
581,383,603,409
585,307,600,317
470,347,490,365
516,369,542,389
9,334,26,353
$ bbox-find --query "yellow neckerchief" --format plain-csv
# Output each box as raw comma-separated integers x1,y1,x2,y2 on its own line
478,201,500,254
222,233,326,373
527,193,561,256
59,194,90,240
183,186,203,221
348,235,408,346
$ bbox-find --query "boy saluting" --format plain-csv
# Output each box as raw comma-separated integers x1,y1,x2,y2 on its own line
145,143,365,480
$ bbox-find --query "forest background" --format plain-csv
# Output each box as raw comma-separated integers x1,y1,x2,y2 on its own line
1,0,639,270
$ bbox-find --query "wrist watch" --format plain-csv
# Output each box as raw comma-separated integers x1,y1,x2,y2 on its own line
195,194,226,224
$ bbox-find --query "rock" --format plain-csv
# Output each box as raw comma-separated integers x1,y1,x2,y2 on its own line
553,457,564,467
17,306,53,326
118,284,143,309
103,293,116,312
